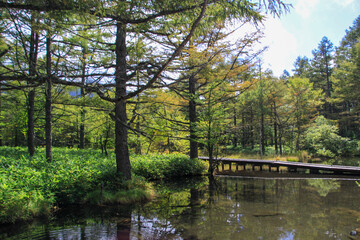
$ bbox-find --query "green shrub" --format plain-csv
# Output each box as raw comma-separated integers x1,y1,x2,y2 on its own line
85,179,154,205
131,154,206,180
304,116,357,158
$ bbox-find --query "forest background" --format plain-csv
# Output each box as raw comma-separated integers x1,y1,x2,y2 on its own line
1,0,360,223
1,1,360,167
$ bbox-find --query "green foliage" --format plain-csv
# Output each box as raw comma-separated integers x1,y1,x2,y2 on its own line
0,147,206,223
285,77,323,150
304,116,357,158
0,147,113,222
131,154,207,180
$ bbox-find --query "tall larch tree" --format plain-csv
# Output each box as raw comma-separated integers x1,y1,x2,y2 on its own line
332,15,360,138
310,36,334,118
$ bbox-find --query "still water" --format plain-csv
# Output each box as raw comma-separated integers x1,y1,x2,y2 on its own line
1,175,360,240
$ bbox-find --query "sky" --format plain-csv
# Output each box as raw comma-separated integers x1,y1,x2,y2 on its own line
257,0,360,77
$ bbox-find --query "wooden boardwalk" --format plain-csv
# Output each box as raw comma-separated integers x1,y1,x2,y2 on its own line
198,156,360,176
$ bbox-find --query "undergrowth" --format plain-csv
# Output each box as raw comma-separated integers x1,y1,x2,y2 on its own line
131,154,206,180
0,147,206,223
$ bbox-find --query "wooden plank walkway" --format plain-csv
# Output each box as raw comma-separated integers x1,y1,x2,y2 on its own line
198,156,360,176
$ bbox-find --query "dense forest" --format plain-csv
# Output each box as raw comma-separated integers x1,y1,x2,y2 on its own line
1,1,360,178
2,0,360,226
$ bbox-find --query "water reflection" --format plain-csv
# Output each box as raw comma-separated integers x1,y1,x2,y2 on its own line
1,175,360,240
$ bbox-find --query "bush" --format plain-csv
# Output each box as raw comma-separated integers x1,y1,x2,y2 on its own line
131,154,207,180
304,116,357,158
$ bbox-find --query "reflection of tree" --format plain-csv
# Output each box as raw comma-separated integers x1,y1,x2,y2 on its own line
116,207,132,240
306,179,340,197
149,177,360,240
6,177,360,240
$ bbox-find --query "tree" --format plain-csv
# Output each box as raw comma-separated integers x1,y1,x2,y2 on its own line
197,67,231,174
0,0,290,180
292,56,310,78
285,77,323,151
45,26,52,162
267,77,288,154
309,36,334,117
332,15,360,139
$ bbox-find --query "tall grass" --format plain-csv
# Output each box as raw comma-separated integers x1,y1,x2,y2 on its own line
0,147,206,223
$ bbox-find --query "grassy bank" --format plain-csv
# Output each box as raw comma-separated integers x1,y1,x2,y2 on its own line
0,147,206,223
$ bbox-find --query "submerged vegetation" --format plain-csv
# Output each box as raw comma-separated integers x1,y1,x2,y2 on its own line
0,147,206,223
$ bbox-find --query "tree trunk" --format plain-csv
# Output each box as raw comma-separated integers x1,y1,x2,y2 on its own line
115,21,131,180
79,48,86,149
273,102,278,154
27,89,35,156
233,108,237,147
250,110,254,149
14,128,19,146
324,53,332,117
27,16,38,157
189,74,198,159
135,120,141,154
259,111,264,156
279,128,283,155
103,121,111,156
45,35,52,162
207,143,214,175
296,124,301,151
135,75,141,154
0,88,2,146
242,112,246,147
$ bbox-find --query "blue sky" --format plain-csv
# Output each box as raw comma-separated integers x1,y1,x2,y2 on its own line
260,0,360,76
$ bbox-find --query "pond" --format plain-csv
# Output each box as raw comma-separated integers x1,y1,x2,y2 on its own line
1,174,360,240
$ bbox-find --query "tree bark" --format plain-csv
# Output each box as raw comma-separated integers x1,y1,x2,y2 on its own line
79,48,86,149
250,110,254,149
273,102,278,154
0,88,2,146
27,89,35,156
296,123,301,151
135,120,141,154
233,108,237,147
115,21,131,180
135,72,141,155
27,15,38,157
242,112,246,148
45,35,52,162
279,131,283,155
259,111,265,156
189,74,198,159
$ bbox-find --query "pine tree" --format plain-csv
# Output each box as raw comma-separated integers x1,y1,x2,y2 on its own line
309,36,334,117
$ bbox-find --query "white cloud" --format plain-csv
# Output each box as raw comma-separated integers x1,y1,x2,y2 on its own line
225,17,297,77
261,16,298,76
295,0,320,19
333,0,355,7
